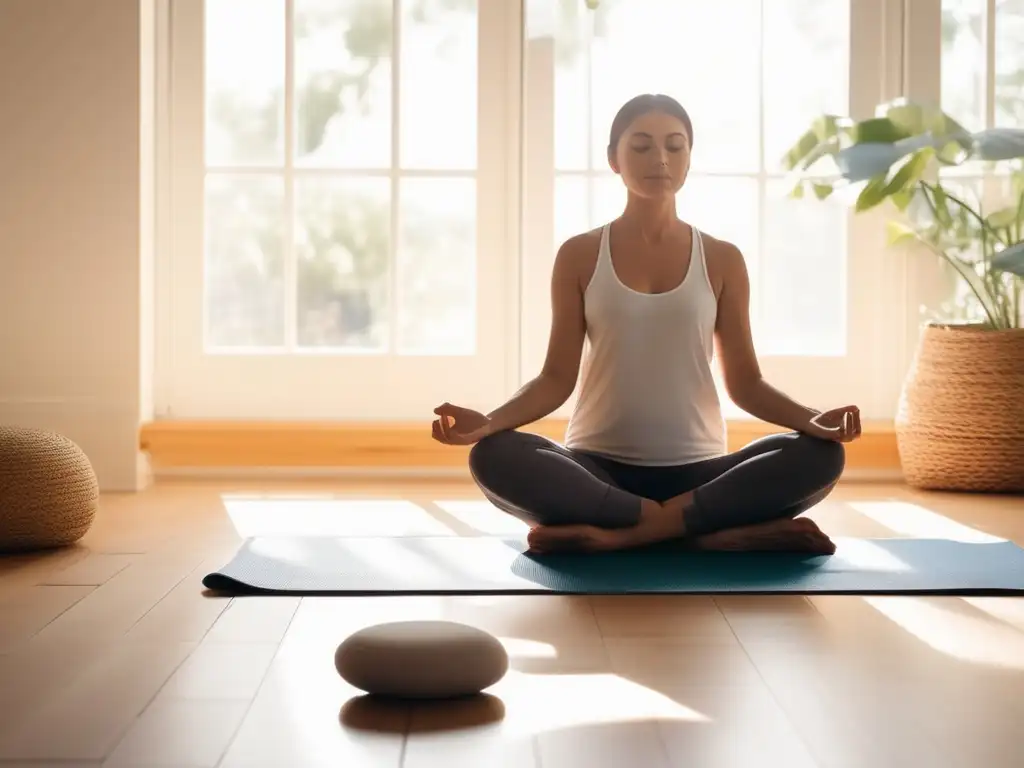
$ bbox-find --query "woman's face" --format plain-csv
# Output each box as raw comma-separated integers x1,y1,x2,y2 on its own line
608,110,691,198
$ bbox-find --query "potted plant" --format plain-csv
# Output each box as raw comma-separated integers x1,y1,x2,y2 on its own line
783,99,1024,492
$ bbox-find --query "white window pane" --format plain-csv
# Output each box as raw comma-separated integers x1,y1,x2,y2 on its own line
676,176,761,359
591,174,628,227
294,177,390,350
553,173,627,246
553,2,591,171
205,0,285,166
397,178,477,355
763,0,850,174
205,175,286,348
554,175,589,246
761,179,847,356
554,173,759,258
400,0,477,169
678,176,760,263
581,0,760,174
996,0,1024,127
942,0,987,132
294,0,392,168
553,174,847,357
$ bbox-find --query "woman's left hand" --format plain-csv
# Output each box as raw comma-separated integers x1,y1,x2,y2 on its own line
805,405,862,443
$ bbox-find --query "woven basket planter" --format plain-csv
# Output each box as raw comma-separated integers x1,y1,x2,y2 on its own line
0,426,99,552
895,323,1024,492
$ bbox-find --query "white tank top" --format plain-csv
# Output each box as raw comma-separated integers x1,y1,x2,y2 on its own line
563,222,727,466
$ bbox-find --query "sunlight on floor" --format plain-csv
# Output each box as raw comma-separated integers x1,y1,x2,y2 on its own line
863,596,1024,669
833,538,913,571
961,597,1024,632
849,500,1022,668
432,500,530,535
219,490,1024,677
220,494,457,537
499,637,559,659
846,501,1006,543
504,672,711,729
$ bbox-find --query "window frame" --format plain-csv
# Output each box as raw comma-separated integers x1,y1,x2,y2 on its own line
154,0,524,420
520,0,913,421
154,0,972,423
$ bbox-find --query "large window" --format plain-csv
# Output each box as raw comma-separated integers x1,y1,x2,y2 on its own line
519,0,893,420
939,0,1024,323
161,0,519,419
203,0,481,354
158,0,1017,422
549,0,850,356
942,0,1024,132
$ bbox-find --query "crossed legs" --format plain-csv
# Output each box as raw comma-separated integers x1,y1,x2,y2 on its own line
468,430,845,553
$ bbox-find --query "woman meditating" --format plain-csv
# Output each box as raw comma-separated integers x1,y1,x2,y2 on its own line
431,93,860,555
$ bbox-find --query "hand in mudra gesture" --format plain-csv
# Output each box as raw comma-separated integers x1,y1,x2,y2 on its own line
805,405,862,443
431,403,492,446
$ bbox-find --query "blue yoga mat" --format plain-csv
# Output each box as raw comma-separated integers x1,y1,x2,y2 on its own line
202,535,1024,595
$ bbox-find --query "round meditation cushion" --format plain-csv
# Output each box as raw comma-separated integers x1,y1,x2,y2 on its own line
334,620,509,699
0,426,99,553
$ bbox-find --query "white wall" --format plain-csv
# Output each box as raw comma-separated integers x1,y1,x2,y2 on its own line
0,0,155,491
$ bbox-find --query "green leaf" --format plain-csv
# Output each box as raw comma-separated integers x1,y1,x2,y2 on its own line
886,220,921,247
891,188,916,211
987,206,1021,229
882,148,932,197
855,176,890,212
935,137,971,165
928,184,955,228
1012,171,1024,203
780,115,848,171
853,117,912,144
896,100,970,139
879,99,972,162
798,136,843,171
811,183,834,200
880,100,928,133
781,129,820,171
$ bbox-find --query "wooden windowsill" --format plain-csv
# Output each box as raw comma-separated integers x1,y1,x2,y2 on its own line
139,418,900,472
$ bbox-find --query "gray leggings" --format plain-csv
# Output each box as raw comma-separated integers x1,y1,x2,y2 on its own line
468,430,846,538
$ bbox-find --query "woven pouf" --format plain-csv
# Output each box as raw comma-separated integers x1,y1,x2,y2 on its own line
896,324,1024,492
0,426,99,552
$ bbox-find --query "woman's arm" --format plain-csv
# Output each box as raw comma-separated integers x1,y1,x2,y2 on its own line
710,240,822,432
482,234,590,434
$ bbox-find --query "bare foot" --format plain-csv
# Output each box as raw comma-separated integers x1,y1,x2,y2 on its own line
527,496,688,554
527,517,836,556
694,518,836,555
527,524,633,554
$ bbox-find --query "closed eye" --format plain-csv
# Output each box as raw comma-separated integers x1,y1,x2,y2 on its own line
630,145,685,153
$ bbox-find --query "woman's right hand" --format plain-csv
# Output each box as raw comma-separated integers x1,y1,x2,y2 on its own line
431,403,493,446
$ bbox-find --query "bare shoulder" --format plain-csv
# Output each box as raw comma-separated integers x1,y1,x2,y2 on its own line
697,229,748,296
554,227,603,291
699,229,746,266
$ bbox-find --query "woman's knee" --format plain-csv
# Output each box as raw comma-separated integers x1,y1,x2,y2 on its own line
467,430,555,526
468,430,530,489
795,434,846,486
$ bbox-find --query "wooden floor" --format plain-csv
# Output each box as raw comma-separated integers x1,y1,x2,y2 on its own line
1,478,1023,768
